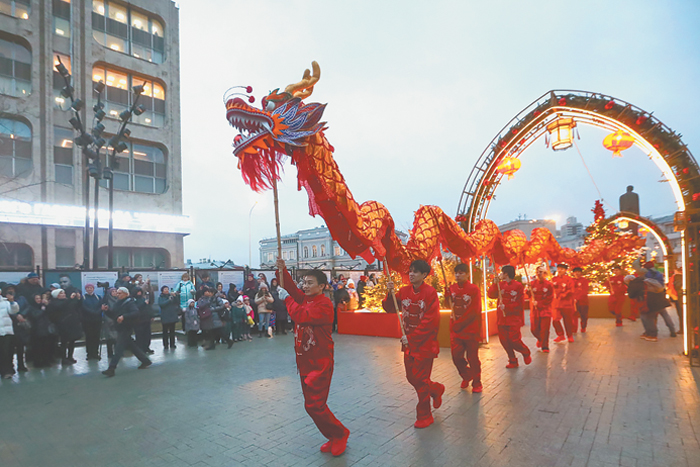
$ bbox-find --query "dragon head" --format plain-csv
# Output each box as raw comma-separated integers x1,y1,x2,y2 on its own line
225,61,327,162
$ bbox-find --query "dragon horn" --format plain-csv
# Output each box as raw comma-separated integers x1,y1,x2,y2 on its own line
284,61,321,99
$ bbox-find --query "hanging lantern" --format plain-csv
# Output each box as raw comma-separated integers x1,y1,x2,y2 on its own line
496,157,521,180
617,219,629,229
546,117,576,151
603,129,634,157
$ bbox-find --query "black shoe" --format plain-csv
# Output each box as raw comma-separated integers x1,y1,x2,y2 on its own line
227,340,233,349
70,358,77,363
146,349,155,355
18,366,28,372
138,361,152,369
171,345,177,349
102,368,115,377
163,345,169,350
670,332,677,337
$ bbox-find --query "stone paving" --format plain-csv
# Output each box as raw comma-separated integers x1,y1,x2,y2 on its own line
1,318,699,467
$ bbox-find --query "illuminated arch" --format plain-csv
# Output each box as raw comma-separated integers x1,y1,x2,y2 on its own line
458,90,699,362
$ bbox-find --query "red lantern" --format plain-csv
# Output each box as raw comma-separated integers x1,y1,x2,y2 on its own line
603,130,634,157
496,157,521,180
558,97,566,105
605,100,615,110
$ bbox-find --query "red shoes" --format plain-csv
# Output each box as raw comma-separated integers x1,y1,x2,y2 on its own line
553,336,566,343
567,337,574,343
536,340,541,348
472,384,483,393
524,355,532,365
320,441,332,453
581,327,586,333
414,416,434,429
505,361,519,369
432,383,445,409
330,430,350,456
616,322,623,327
460,378,471,389
541,348,550,353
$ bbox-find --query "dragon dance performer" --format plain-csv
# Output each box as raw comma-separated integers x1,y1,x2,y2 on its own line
551,263,575,343
528,266,554,353
383,260,445,429
275,259,350,457
488,265,532,368
572,267,590,333
606,265,627,327
448,263,483,393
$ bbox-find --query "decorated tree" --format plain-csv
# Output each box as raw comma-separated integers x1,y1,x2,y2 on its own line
361,269,405,312
582,200,641,292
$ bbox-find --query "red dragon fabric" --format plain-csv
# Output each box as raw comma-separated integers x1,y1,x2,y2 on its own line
224,62,644,274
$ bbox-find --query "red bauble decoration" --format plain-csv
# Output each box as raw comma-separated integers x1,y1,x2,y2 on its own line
248,96,255,103
511,128,518,135
558,97,566,105
683,168,689,174
534,110,541,117
605,100,615,110
636,115,647,125
246,86,253,93
693,193,700,201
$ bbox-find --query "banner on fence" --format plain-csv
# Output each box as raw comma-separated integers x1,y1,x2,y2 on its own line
0,271,33,285
80,272,119,294
218,270,245,289
158,271,188,290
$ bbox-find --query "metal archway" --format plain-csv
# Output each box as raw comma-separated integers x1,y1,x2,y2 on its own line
458,90,699,364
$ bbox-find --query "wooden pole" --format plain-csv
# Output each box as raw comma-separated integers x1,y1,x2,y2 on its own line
427,208,451,307
272,178,284,288
383,261,408,340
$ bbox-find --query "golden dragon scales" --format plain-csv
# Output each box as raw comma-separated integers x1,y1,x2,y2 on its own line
224,62,644,274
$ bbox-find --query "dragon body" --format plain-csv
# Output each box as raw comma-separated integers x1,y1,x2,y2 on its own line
225,62,643,273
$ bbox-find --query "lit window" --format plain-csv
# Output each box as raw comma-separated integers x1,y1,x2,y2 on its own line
0,37,32,98
92,66,166,127
312,245,318,257
92,1,165,64
0,117,32,178
304,246,308,258
54,127,74,185
320,244,325,256
98,141,167,194
334,245,342,256
0,0,31,20
53,0,71,38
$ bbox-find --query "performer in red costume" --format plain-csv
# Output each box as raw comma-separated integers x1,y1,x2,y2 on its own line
383,260,445,429
552,263,575,343
572,267,590,333
487,265,531,368
528,265,553,353
275,259,349,456
448,263,482,392
606,265,627,326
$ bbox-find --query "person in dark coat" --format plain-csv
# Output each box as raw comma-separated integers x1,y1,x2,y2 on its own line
270,278,288,335
197,287,226,350
227,283,240,303
101,288,119,358
81,283,103,360
333,279,350,332
357,276,368,308
47,288,83,365
102,287,152,377
114,274,133,292
17,272,46,304
133,288,154,354
158,286,180,350
242,273,259,322
27,293,53,368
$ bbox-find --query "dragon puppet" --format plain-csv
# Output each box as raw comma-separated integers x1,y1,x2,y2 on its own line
224,61,644,275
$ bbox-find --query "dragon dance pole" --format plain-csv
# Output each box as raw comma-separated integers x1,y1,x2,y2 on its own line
272,178,284,288
382,261,408,341
427,208,451,308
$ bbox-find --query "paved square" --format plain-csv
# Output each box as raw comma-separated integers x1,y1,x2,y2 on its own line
1,318,699,467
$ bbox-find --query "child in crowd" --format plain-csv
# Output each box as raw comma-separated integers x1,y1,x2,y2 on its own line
242,296,254,341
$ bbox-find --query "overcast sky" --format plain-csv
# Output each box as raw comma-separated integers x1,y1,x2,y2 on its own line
178,0,700,267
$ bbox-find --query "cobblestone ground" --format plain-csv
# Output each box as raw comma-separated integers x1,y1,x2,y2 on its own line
1,318,699,467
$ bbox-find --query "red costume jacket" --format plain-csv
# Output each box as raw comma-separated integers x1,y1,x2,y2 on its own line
382,282,440,359
487,280,524,326
277,269,334,376
529,278,553,318
449,281,481,340
606,274,627,305
572,277,590,306
552,274,574,310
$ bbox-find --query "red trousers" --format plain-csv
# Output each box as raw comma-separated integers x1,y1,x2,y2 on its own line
608,297,624,324
450,336,481,386
497,325,530,363
552,308,574,338
535,317,551,350
299,362,348,440
404,353,443,421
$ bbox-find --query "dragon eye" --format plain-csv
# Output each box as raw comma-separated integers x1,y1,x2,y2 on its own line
266,101,276,111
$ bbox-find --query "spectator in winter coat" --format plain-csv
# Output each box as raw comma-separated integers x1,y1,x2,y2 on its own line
5,287,29,372
231,297,247,342
47,288,83,365
242,274,259,319
114,274,133,292
0,291,18,378
158,286,181,350
17,272,46,303
227,283,240,303
101,288,120,358
27,293,54,368
357,276,368,308
81,284,103,360
197,288,227,350
255,283,274,338
242,296,254,340
101,287,152,377
133,288,154,354
174,273,196,310
183,299,199,347
270,278,288,335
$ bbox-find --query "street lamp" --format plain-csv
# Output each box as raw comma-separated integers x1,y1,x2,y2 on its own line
249,201,258,267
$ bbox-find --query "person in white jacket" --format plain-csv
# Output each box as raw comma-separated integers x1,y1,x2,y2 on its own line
0,293,19,379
